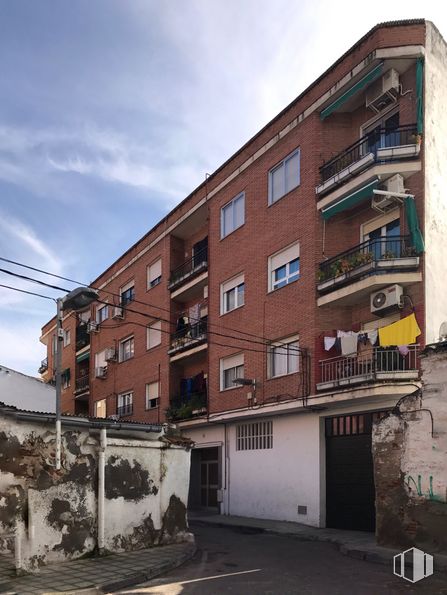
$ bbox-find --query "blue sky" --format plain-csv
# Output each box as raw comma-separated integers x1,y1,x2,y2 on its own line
0,1,446,375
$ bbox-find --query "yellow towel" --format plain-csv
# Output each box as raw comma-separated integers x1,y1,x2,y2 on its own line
378,313,421,347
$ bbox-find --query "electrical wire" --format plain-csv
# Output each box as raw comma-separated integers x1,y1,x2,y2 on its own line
0,256,305,354
0,266,304,355
0,283,55,301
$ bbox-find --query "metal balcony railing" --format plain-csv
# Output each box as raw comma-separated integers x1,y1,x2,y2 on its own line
74,376,90,394
169,319,207,355
76,324,90,351
117,404,133,417
169,247,208,290
38,357,48,374
318,235,418,287
168,391,208,421
320,124,419,184
318,345,419,389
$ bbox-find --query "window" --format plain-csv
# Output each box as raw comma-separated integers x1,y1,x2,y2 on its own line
147,258,162,289
117,391,133,416
221,192,245,238
220,353,244,390
119,336,134,362
362,211,401,260
236,421,273,451
269,149,300,204
94,399,107,418
269,242,300,291
61,368,71,389
268,336,299,378
146,382,159,409
63,329,71,347
97,304,109,324
147,320,162,349
221,273,245,314
363,110,399,154
120,281,135,306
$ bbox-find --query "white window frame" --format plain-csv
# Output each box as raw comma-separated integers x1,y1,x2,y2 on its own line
361,209,400,242
95,349,107,369
97,304,109,324
220,353,244,391
147,258,162,289
62,368,71,389
119,336,134,362
268,242,300,292
146,381,159,410
120,280,135,306
236,421,273,451
268,335,300,379
63,329,71,347
221,192,245,239
117,391,133,415
94,399,107,418
268,148,300,205
221,273,245,315
147,320,162,349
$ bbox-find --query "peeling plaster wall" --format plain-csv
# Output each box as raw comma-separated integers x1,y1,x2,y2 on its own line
373,349,447,552
0,416,191,572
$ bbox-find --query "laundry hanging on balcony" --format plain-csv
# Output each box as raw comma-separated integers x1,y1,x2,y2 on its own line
378,313,421,347
404,196,425,254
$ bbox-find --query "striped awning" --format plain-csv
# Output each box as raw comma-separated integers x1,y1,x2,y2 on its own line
76,351,90,363
321,178,379,220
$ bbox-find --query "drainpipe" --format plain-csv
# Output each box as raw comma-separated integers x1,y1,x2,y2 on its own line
98,428,107,554
14,521,22,575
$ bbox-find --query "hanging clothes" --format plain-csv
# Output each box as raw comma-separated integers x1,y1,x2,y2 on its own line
398,345,410,357
378,313,421,347
324,336,336,351
340,333,358,356
367,329,378,346
189,303,200,324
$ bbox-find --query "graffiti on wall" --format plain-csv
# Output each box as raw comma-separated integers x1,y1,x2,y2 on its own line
405,474,445,502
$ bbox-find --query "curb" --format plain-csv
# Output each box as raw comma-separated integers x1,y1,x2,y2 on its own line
191,518,447,573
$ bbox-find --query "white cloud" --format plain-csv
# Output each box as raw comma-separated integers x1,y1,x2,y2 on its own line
0,323,46,376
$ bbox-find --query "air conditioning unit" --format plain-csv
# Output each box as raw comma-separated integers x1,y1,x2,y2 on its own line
104,348,116,362
371,284,403,314
87,321,99,333
371,174,405,213
112,306,124,319
95,366,108,379
366,69,399,113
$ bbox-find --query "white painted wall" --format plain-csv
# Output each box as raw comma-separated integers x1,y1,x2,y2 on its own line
0,365,55,412
424,22,447,344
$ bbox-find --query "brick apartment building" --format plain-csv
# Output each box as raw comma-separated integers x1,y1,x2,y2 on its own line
39,20,447,533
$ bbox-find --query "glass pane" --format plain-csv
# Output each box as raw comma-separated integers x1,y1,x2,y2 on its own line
237,283,245,306
222,203,233,237
234,195,245,229
273,347,288,376
226,288,235,312
274,265,286,282
271,165,284,203
288,342,299,373
285,152,300,193
289,258,299,275
386,219,401,257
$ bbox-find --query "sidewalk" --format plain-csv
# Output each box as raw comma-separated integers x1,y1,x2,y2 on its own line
190,512,447,573
0,541,195,595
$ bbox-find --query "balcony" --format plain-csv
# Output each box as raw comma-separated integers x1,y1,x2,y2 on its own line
317,124,420,196
117,404,133,417
38,357,48,374
167,391,207,422
169,247,208,293
76,324,90,352
317,345,420,391
317,236,420,299
168,319,207,358
74,375,89,396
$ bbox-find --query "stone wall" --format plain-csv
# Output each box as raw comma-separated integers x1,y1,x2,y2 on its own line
0,414,191,572
373,345,447,552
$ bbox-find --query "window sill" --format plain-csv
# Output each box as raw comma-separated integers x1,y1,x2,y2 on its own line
146,279,163,292
268,276,300,294
268,184,300,208
220,222,245,242
146,344,162,352
220,304,245,317
267,371,299,381
118,357,134,364
220,385,243,393
145,407,159,411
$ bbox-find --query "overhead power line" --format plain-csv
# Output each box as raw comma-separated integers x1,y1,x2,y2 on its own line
0,283,55,301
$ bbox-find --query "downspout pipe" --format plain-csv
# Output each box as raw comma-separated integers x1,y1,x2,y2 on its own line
98,428,107,554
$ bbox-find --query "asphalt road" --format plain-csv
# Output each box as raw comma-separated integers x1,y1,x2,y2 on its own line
113,523,447,595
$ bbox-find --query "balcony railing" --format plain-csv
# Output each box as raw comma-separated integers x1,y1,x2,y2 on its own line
168,319,207,356
74,376,90,395
317,345,419,390
168,391,207,421
38,357,48,374
319,124,419,184
117,404,133,417
317,236,419,292
169,247,208,291
76,324,90,351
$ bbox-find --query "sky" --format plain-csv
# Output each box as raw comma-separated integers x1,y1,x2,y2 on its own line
0,1,446,376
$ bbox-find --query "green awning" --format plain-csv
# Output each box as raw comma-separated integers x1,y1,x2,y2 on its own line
320,62,384,120
416,58,424,134
405,196,425,254
76,351,90,363
321,179,379,220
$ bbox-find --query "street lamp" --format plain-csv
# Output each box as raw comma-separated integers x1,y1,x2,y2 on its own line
55,286,98,469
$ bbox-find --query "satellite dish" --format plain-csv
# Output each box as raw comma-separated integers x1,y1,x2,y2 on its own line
439,321,447,341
